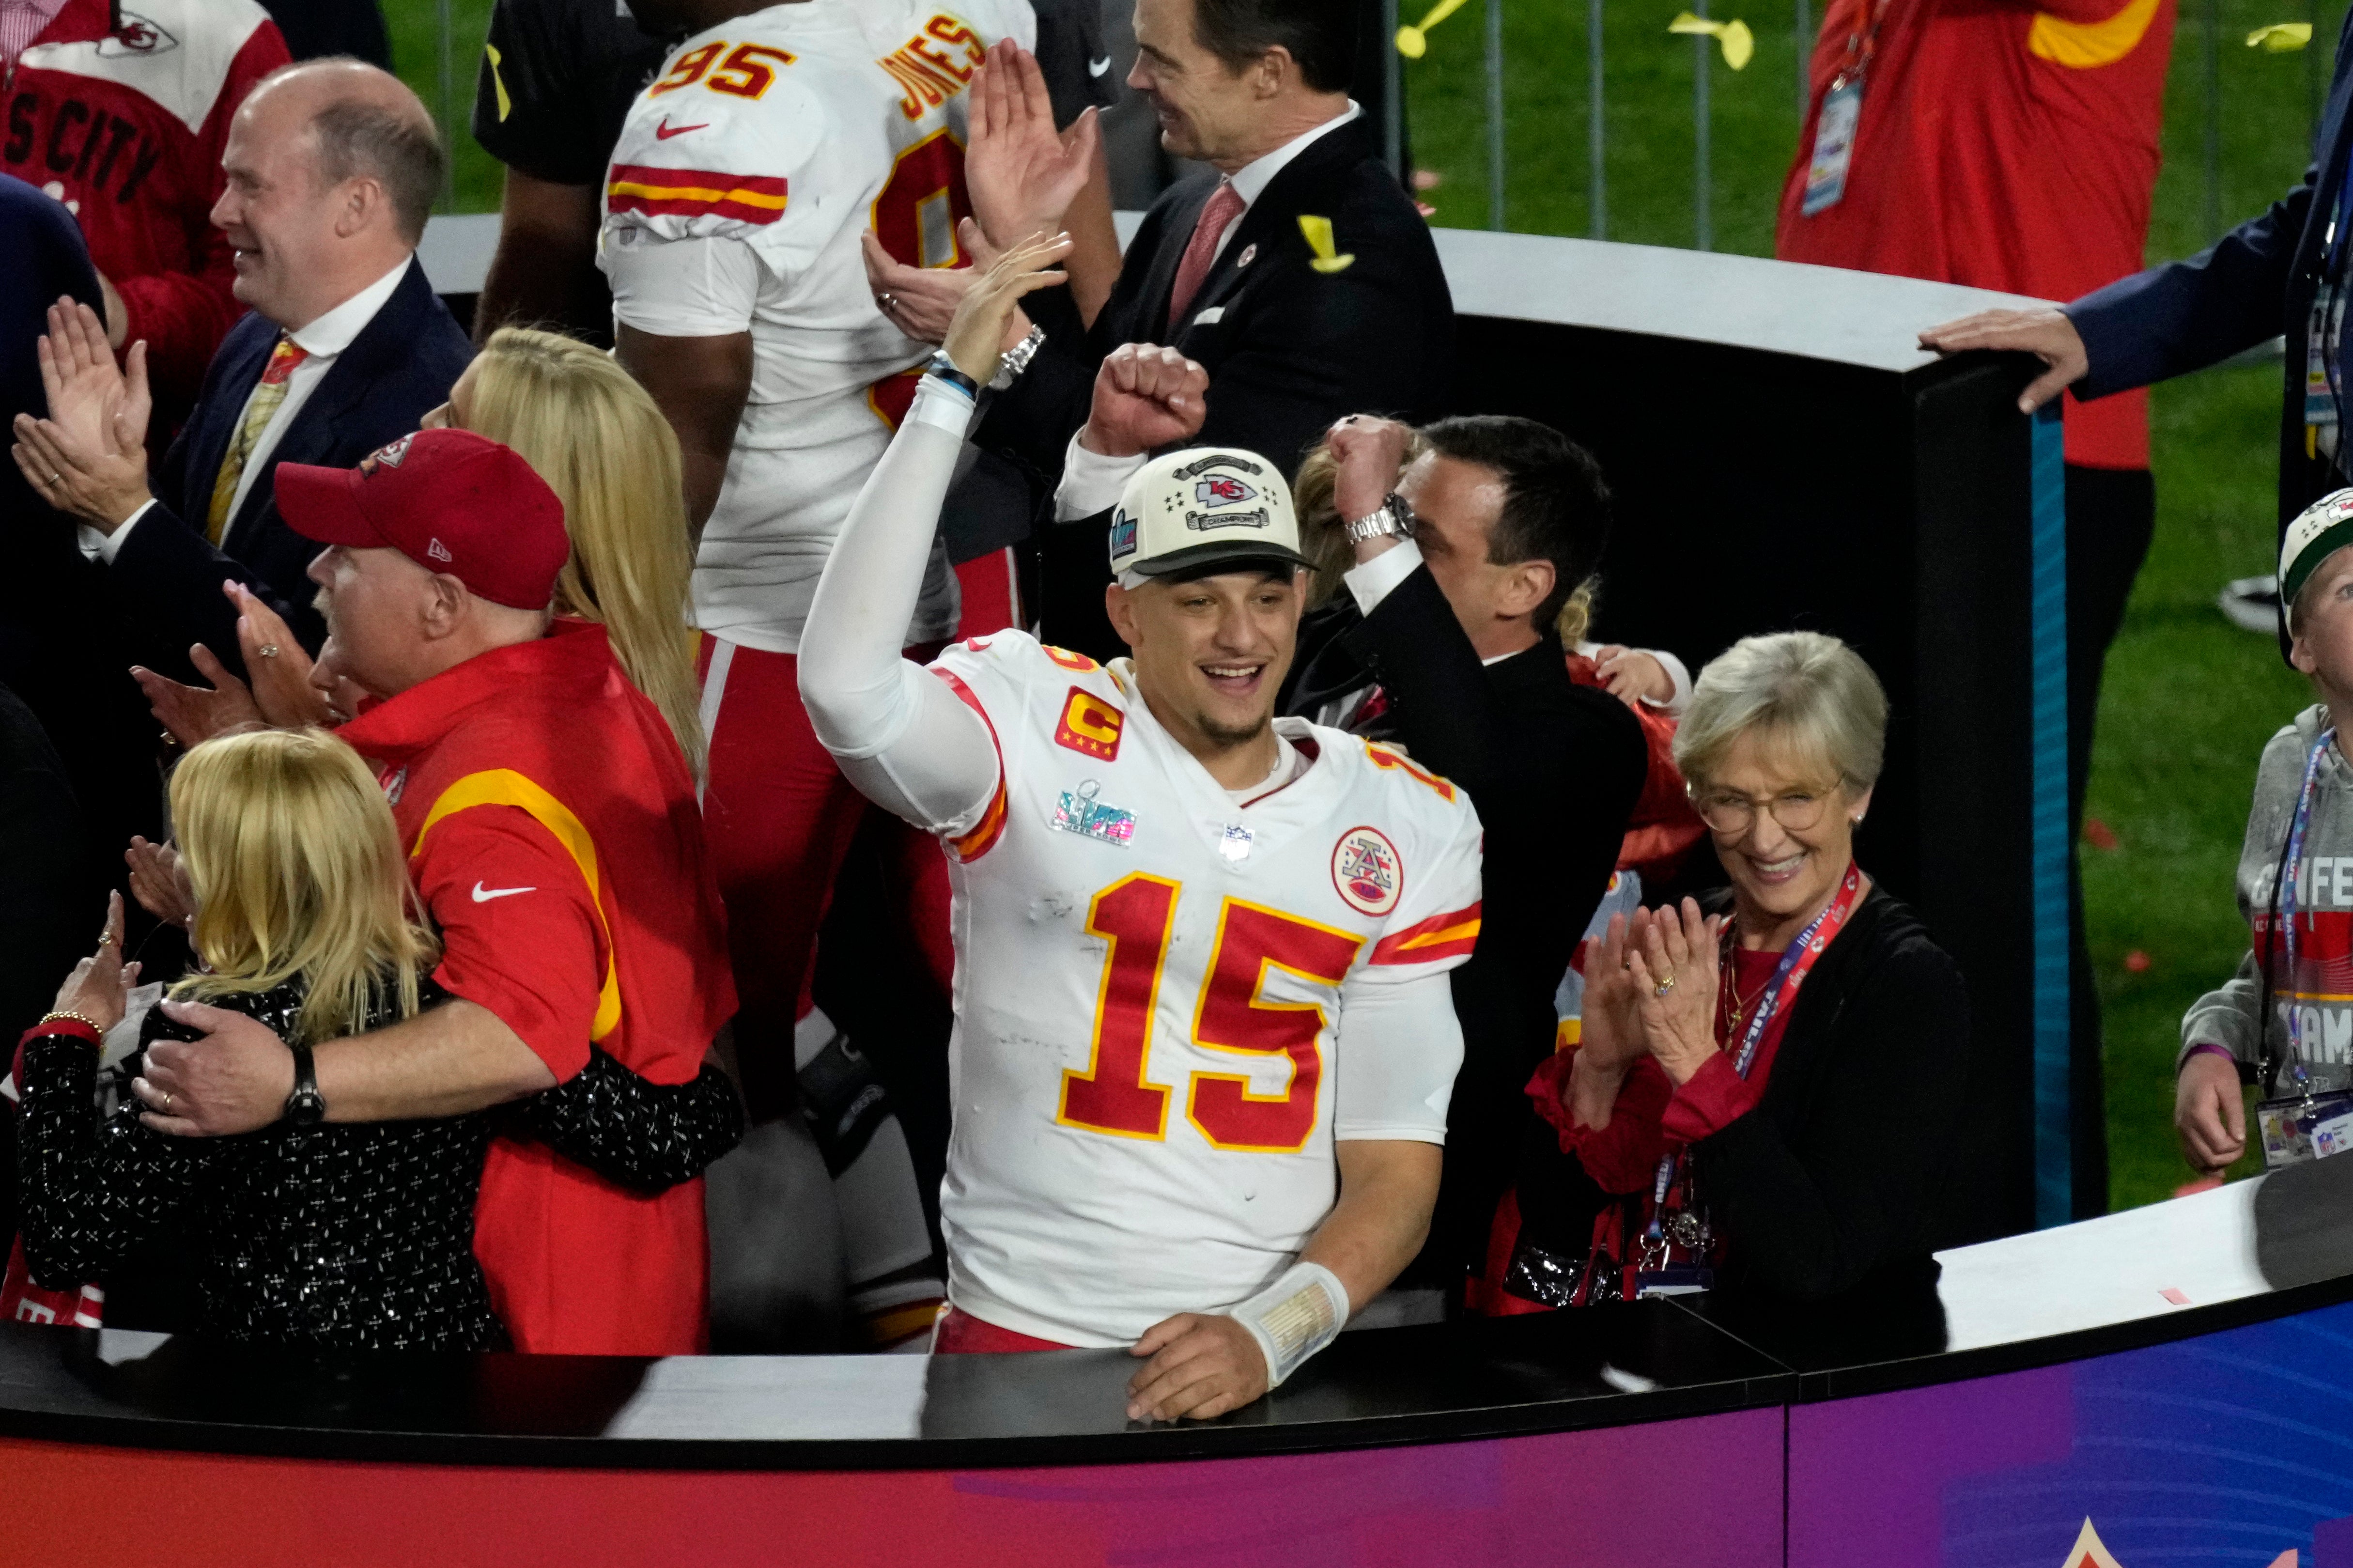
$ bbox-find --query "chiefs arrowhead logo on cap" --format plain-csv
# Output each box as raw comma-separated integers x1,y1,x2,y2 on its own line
361,434,416,476
1194,475,1258,508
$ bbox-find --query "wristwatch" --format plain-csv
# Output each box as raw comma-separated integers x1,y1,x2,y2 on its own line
283,1043,326,1128
990,324,1046,390
1343,492,1417,545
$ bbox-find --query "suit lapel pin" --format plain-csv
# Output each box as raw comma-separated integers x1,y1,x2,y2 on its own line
1235,242,1258,269
1298,215,1354,274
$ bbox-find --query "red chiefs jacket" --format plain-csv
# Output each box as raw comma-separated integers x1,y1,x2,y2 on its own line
3,0,288,421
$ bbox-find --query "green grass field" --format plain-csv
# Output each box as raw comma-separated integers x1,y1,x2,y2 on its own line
385,0,2340,1210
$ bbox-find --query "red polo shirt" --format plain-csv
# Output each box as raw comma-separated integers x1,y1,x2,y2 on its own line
338,619,736,1355
1775,0,2176,469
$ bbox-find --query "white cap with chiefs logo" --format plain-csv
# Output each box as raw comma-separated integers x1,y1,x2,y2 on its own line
1107,447,1313,584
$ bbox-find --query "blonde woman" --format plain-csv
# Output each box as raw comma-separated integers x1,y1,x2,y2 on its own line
139,327,705,778
426,327,704,777
18,729,741,1351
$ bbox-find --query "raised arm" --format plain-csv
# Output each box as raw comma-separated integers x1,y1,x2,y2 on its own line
798,235,1072,830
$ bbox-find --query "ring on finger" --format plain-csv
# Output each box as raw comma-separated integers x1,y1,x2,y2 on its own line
257,643,279,658
1653,970,1677,996
159,1089,174,1112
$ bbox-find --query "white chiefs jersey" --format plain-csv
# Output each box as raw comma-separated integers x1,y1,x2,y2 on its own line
599,0,1035,653
927,634,1486,1346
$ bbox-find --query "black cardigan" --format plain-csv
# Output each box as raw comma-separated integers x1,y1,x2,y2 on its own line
1693,884,1972,1302
1511,882,1971,1304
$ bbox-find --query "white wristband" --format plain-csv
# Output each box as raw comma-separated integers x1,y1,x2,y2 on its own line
1230,1260,1349,1389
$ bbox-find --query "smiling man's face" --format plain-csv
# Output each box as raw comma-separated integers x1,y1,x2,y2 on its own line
210,75,351,330
1109,567,1304,755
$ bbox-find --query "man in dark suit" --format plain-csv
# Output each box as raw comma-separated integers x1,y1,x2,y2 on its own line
1280,412,1647,1299
12,59,470,683
1918,2,2353,624
960,0,1453,656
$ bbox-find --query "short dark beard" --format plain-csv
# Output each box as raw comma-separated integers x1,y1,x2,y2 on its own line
1191,705,1271,750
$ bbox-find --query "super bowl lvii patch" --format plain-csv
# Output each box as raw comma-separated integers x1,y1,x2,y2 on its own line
1053,779,1136,847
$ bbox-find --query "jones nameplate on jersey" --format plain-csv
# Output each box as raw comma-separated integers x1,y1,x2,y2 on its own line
1052,780,1135,846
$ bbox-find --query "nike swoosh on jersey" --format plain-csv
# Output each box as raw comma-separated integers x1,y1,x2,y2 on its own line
472,882,538,902
1088,55,1112,76
655,117,711,140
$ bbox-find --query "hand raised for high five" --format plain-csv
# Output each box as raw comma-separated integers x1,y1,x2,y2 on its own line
966,38,1101,251
940,230,1073,384
1078,343,1208,459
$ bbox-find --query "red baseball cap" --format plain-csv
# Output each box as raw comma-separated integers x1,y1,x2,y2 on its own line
275,428,570,611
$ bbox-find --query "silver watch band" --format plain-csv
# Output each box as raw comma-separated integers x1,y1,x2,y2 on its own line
990,324,1046,390
1343,493,1414,545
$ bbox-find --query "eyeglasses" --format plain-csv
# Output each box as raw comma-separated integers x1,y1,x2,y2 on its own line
1686,783,1841,836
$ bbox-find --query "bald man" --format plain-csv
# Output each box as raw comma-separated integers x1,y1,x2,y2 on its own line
12,58,474,687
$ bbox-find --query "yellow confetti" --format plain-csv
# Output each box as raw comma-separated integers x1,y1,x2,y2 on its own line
485,42,511,123
1298,215,1354,275
1394,0,1471,59
1669,13,1755,70
2247,21,2313,49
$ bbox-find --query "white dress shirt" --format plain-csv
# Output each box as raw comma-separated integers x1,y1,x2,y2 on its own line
83,257,415,562
1052,102,1365,523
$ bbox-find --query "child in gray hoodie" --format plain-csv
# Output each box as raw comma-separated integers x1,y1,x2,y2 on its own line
2181,489,2353,1172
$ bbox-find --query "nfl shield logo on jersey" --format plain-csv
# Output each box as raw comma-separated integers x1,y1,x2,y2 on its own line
1331,827,1402,916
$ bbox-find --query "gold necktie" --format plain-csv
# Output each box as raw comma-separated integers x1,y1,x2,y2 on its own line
205,335,310,545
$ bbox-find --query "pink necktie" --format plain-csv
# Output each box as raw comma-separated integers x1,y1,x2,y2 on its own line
1165,179,1247,330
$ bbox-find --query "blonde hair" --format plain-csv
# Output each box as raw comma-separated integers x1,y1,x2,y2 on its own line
465,328,706,778
1290,425,1598,642
1674,631,1889,795
169,729,440,1046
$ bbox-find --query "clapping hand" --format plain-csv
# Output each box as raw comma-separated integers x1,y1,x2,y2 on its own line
132,644,263,748
1078,343,1208,459
48,891,141,1037
967,38,1100,251
1622,898,1725,1085
227,582,335,728
12,297,154,530
125,837,194,930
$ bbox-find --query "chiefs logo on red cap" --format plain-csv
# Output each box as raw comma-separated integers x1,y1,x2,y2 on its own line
361,434,416,475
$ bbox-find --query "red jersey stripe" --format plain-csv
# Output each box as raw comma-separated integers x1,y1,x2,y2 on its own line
606,164,788,223
1370,901,1483,965
933,668,1010,862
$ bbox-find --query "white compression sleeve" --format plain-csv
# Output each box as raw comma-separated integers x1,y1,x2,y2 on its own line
798,376,1001,833
1331,968,1464,1143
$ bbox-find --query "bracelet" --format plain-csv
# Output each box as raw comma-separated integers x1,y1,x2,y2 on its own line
990,324,1046,390
37,1010,103,1035
924,350,979,400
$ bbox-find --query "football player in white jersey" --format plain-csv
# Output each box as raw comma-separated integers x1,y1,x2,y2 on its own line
801,240,1485,1420
598,0,1085,1347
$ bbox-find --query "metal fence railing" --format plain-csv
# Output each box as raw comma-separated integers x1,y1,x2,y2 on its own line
405,0,2333,254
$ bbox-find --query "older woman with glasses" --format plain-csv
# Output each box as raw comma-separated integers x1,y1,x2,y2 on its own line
1481,631,1970,1311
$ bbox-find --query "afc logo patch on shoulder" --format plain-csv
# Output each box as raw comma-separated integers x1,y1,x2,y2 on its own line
1054,686,1124,761
1332,826,1402,916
